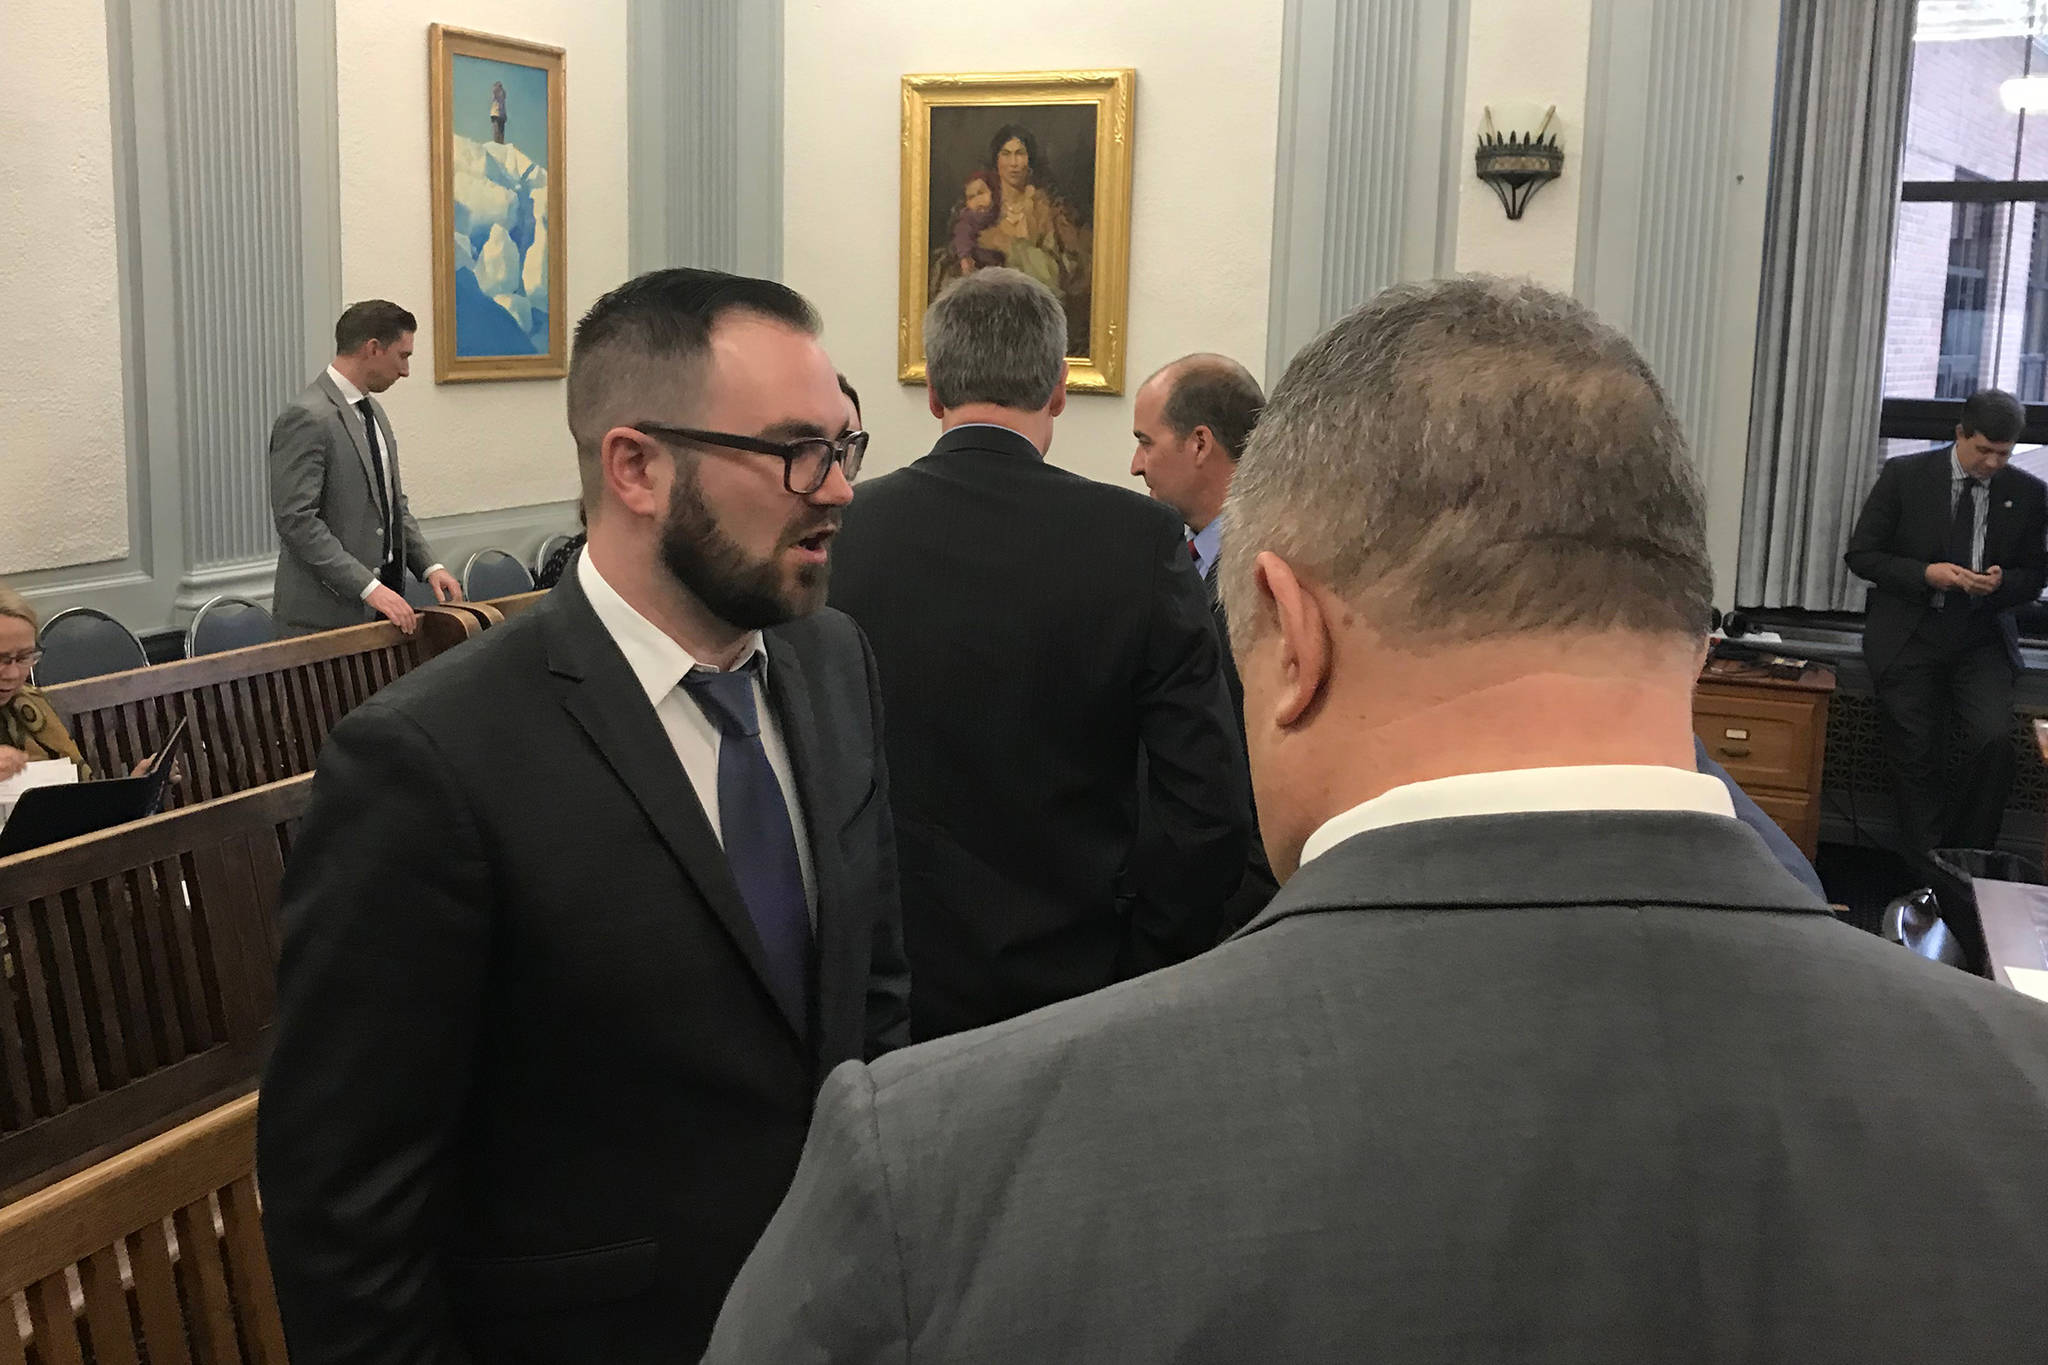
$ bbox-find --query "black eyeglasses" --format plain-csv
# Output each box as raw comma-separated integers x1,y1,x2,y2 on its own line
632,423,868,494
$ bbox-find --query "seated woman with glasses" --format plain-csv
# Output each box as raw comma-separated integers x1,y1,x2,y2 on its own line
0,584,91,783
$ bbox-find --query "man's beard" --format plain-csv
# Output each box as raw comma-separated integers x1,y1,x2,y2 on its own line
657,466,838,630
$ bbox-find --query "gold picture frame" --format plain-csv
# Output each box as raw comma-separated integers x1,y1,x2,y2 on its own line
900,69,1136,395
427,25,568,383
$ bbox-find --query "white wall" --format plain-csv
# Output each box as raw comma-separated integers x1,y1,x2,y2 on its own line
334,0,629,522
0,0,128,575
782,0,1285,485
1455,0,1591,289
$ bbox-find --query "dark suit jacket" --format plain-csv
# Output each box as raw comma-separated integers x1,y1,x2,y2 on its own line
707,808,2048,1363
828,423,1250,1039
1200,556,1276,931
1845,446,2048,676
256,572,909,1364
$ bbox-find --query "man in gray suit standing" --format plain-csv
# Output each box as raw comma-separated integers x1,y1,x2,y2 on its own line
706,278,2048,1363
269,300,462,635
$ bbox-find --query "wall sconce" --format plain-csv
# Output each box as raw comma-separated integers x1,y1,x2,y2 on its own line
1475,105,1563,220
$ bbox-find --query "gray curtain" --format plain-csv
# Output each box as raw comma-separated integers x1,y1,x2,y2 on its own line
1737,0,1917,610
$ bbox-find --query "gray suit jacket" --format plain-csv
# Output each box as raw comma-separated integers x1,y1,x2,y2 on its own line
705,808,2048,1364
268,373,433,633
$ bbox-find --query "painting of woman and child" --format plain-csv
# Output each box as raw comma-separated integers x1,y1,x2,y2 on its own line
927,112,1097,346
900,71,1134,393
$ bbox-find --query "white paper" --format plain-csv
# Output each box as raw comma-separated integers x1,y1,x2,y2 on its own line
0,758,78,828
2006,966,2048,1004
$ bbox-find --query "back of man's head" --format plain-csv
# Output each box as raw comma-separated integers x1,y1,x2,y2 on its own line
924,268,1067,413
1223,276,1712,653
1155,354,1264,460
567,267,819,502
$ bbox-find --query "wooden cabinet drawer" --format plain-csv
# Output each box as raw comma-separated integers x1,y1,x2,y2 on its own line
1746,788,1819,858
1693,693,1816,791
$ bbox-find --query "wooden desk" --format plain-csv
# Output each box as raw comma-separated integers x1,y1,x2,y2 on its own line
1694,661,1836,858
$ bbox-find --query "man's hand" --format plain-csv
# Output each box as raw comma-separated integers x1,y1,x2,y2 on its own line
1926,561,1999,594
366,583,419,636
0,746,27,782
427,568,464,603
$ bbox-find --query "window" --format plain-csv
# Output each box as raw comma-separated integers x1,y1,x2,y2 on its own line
1937,174,1998,397
1883,1,2048,478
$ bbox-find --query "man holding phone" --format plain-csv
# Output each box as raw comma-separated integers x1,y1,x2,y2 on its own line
1847,387,2048,857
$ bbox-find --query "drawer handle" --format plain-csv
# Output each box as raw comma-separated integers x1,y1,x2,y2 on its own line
1719,745,1752,759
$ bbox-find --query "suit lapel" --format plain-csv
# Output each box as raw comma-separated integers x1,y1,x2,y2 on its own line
317,373,387,517
1986,466,2021,565
760,635,845,1063
542,582,808,1048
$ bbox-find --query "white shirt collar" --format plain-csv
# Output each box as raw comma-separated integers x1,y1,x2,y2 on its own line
577,550,766,708
326,363,366,408
1298,765,1737,869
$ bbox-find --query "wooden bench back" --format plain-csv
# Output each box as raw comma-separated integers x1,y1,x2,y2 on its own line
0,1093,286,1365
41,608,477,806
469,589,546,621
0,776,310,1201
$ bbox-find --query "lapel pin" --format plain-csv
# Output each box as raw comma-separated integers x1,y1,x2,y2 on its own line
2006,500,2014,509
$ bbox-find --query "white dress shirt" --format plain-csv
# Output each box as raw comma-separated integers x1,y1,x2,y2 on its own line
1298,764,1737,870
327,364,443,601
578,551,818,917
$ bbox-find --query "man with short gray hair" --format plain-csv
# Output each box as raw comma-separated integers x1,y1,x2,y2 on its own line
828,268,1250,1041
708,277,2048,1363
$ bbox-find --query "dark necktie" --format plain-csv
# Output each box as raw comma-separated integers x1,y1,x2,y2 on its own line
1187,536,1200,565
681,661,813,1031
1947,477,1983,573
357,399,401,590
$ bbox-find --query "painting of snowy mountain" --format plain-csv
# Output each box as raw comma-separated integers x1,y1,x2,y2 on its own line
428,28,567,381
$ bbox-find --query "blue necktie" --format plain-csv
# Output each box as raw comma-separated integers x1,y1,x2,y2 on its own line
681,661,813,1031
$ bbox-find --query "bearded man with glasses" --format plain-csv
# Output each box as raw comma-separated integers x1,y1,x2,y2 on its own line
258,268,909,1364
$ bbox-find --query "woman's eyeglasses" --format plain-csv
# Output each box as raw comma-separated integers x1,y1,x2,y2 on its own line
0,649,44,671
632,424,868,495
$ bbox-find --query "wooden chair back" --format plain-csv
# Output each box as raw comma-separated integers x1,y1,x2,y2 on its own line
0,1093,286,1365
41,608,476,806
468,589,546,622
0,777,310,1201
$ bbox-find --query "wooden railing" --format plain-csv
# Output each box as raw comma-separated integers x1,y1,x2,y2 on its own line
42,608,477,806
0,777,309,1201
0,1093,286,1364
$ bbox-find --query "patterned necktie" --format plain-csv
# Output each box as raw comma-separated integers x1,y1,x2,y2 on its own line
680,660,812,1031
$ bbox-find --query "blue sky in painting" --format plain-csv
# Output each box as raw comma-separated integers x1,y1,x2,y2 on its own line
451,53,548,170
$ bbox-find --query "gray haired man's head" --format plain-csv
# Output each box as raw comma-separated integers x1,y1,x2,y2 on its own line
924,268,1068,412
1221,276,1712,652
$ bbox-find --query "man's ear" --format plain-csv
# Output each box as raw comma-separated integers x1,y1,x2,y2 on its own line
928,384,945,421
1048,360,1069,419
602,428,669,520
1253,551,1332,729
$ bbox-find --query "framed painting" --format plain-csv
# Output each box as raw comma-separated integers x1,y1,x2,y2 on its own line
899,69,1136,394
427,25,568,382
